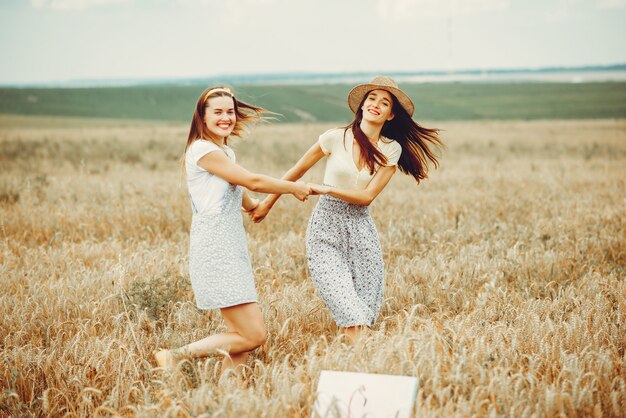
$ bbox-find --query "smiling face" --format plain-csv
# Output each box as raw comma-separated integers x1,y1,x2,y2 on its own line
360,89,395,125
203,95,236,140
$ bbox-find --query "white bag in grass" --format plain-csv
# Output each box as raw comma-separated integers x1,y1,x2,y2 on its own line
313,370,418,418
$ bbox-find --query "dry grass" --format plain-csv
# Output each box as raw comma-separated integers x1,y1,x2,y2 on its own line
1,117,625,417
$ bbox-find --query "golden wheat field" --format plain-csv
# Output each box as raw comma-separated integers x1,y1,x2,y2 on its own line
1,115,625,417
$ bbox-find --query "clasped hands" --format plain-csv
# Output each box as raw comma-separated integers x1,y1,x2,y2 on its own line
245,182,331,223
294,182,331,201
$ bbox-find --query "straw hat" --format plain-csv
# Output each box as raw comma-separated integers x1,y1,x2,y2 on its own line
348,76,415,117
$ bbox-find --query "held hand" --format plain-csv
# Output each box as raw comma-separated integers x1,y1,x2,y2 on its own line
308,183,331,195
249,199,272,223
292,181,311,202
243,198,259,213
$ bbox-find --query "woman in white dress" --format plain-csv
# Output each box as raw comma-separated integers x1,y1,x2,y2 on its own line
154,86,310,369
250,76,443,342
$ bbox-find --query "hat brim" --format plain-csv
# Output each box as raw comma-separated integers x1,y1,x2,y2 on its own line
348,83,415,117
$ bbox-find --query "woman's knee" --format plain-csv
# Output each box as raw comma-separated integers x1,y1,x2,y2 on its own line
243,325,267,350
221,303,267,350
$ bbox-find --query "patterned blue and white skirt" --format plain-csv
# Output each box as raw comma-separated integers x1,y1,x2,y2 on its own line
305,194,385,327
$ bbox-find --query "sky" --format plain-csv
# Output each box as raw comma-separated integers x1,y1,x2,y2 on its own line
1,0,625,84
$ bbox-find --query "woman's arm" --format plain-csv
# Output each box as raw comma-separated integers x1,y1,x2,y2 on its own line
197,151,310,201
309,165,397,206
241,190,259,212
249,142,326,222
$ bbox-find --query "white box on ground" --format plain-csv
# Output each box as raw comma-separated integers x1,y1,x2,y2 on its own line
313,370,418,418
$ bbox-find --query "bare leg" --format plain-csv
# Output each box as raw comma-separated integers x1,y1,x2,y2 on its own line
342,326,366,344
222,314,250,369
154,302,266,368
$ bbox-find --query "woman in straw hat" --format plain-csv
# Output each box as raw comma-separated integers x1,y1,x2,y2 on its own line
250,76,443,341
154,86,310,369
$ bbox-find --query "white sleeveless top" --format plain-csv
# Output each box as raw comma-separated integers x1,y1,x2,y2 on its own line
185,140,235,215
318,128,402,190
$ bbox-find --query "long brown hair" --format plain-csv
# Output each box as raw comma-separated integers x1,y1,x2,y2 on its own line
345,93,443,183
182,86,270,170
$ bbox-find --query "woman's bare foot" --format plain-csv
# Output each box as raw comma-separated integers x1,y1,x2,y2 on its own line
153,349,174,369
342,326,366,344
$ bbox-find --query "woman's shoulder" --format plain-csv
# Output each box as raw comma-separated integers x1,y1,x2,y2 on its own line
188,139,230,157
319,127,345,139
189,139,219,151
318,127,345,154
187,140,232,165
379,136,402,153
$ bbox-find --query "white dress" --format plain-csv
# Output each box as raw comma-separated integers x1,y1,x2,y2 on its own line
186,140,257,309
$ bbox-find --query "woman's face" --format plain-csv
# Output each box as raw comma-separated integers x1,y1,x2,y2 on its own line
361,89,395,124
204,95,236,139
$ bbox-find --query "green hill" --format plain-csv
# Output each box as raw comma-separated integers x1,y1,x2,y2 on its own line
0,82,624,123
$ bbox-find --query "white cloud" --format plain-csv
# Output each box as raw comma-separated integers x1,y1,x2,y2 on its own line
31,0,129,11
596,0,626,8
376,0,509,21
171,0,282,26
174,0,276,5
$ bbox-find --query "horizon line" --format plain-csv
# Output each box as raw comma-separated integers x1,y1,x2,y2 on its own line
2,62,626,88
